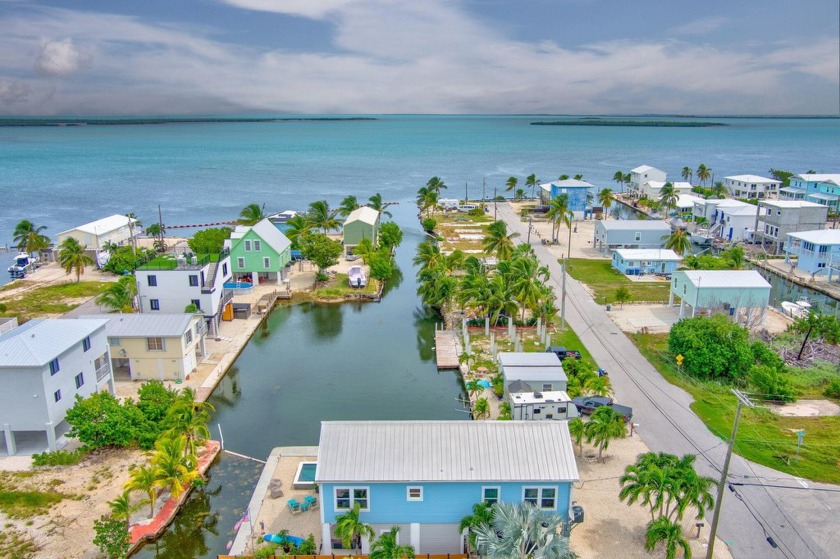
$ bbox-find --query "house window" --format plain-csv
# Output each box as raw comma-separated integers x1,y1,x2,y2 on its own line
82,336,91,352
482,487,500,505
54,389,62,403
634,232,641,242
75,372,84,389
407,487,423,501
111,338,120,346
150,299,160,311
335,487,370,511
189,275,199,287
683,285,687,295
263,257,270,269
185,330,193,344
49,358,60,376
147,337,165,351
244,240,252,252
147,275,157,287
254,240,262,252
542,384,552,391
191,299,201,310
237,257,245,269
523,487,557,510
222,263,228,276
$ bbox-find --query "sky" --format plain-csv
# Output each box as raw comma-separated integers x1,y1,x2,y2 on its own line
0,0,838,116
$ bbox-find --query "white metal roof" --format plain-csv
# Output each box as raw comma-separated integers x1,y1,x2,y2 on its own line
632,165,663,174
724,175,781,184
599,220,671,231
315,421,579,483
498,352,562,367
510,391,573,404
645,181,692,190
614,249,681,261
544,179,593,188
720,205,760,217
228,218,291,254
504,366,568,383
0,319,108,367
760,200,823,208
345,206,380,226
787,229,840,245
780,187,806,193
57,214,137,237
677,270,771,290
77,313,195,337
676,194,704,208
808,193,840,201
793,173,840,183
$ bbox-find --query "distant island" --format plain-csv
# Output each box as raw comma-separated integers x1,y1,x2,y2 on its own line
0,117,377,127
531,119,726,127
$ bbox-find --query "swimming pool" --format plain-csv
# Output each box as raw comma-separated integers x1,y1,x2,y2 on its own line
293,461,317,489
224,281,254,290
477,379,492,389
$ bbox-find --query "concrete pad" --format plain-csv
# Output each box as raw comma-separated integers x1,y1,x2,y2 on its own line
769,399,840,417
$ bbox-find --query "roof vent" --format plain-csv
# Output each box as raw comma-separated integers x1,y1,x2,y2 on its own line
533,392,543,399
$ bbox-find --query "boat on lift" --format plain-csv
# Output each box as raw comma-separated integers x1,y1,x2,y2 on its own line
781,299,812,319
690,229,714,246
8,252,38,279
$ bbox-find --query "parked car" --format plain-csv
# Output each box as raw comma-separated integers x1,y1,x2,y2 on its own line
571,396,633,422
545,346,582,360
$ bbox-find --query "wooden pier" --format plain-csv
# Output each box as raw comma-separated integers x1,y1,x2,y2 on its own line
435,330,460,369
255,289,291,315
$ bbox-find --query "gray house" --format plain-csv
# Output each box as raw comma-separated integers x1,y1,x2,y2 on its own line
0,319,113,455
593,220,672,254
498,352,567,396
753,201,828,254
669,270,771,324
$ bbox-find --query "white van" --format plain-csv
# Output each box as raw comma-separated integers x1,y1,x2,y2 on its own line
457,204,478,213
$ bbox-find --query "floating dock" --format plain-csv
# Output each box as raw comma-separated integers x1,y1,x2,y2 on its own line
435,330,460,369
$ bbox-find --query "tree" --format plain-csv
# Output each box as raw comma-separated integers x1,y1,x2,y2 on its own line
546,195,571,243
614,286,631,308
712,181,728,199
696,164,711,186
165,388,214,457
750,365,796,402
613,171,625,190
473,502,574,559
659,182,677,216
93,515,131,559
126,212,142,258
598,188,614,212
568,417,585,456
473,397,490,419
379,222,403,250
483,221,520,261
335,503,375,553
13,219,50,256
307,200,342,234
145,223,166,251
97,275,138,312
368,193,393,218
663,229,691,255
668,315,754,382
466,379,485,399
509,256,550,321
299,233,342,276
505,176,518,195
339,195,361,218
188,228,231,254
125,463,161,518
108,490,142,530
425,176,447,195
584,406,626,459
284,215,311,250
58,237,94,282
515,188,526,201
681,167,693,183
459,502,494,551
723,245,744,269
136,381,179,425
645,517,692,559
525,174,539,199
152,435,200,500
66,392,143,449
369,526,415,559
368,249,395,281
238,203,266,226
421,217,436,233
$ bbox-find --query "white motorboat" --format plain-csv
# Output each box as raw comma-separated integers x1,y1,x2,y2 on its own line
268,210,298,223
690,229,714,246
348,265,367,288
781,300,811,319
8,252,38,279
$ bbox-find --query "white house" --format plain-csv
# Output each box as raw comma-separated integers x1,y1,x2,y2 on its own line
0,319,113,455
669,270,771,324
629,165,667,197
640,181,693,200
56,214,139,253
717,201,761,242
724,175,781,200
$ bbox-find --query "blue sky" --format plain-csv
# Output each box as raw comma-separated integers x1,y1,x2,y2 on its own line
0,0,838,115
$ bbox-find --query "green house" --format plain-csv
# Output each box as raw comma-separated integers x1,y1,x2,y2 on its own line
224,218,292,285
343,206,381,256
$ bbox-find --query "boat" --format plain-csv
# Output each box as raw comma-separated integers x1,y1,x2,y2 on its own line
263,534,304,546
781,300,811,319
690,229,714,246
268,210,298,223
7,252,38,279
348,265,367,288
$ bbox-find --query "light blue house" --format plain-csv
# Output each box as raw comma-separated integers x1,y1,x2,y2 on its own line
612,249,681,275
539,179,593,218
669,270,771,323
784,229,840,279
593,219,671,254
783,173,840,210
316,420,578,554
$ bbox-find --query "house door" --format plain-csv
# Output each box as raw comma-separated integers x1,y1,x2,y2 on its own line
661,262,667,273
728,227,733,240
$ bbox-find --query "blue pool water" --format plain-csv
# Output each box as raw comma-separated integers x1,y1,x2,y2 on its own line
296,462,317,483
223,282,253,289
477,379,492,388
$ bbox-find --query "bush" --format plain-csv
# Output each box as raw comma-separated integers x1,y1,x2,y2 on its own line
187,227,231,255
65,392,144,450
469,207,484,216
824,378,840,399
32,449,86,467
750,365,796,403
254,542,279,559
368,250,394,281
379,222,403,250
93,515,130,559
668,315,754,382
421,217,437,232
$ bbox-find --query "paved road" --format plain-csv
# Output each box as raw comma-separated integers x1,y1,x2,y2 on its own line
497,204,840,559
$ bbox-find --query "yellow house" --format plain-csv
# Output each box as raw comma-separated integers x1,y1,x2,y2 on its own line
79,314,206,381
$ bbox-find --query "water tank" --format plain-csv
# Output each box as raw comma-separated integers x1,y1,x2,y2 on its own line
191,255,198,265
176,255,187,268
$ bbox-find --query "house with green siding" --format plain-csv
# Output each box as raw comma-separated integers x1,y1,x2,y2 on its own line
343,206,380,256
669,270,771,325
224,218,292,285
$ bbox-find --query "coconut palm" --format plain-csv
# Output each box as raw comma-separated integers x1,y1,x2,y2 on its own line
645,517,692,559
238,203,266,226
681,167,693,183
558,174,569,181
145,222,166,252
415,186,439,217
368,193,393,219
58,237,94,282
109,490,142,529
126,212,142,257
663,229,692,256
152,435,200,500
505,176,518,195
124,464,161,518
284,215,311,250
307,200,342,234
165,388,215,457
459,502,495,551
583,375,612,397
338,196,361,218
13,220,50,256
426,176,447,195
546,195,572,245
335,503,375,553
485,275,519,326
525,174,539,199
509,256,550,321
369,526,415,559
613,171,625,189
573,174,583,180
725,246,744,269
623,173,633,191
473,502,574,559
472,397,490,419
483,221,520,261
584,406,626,459
712,181,728,199
96,275,138,312
659,182,678,216
598,188,614,212
696,164,711,186
568,417,585,456
466,379,485,399
412,241,445,271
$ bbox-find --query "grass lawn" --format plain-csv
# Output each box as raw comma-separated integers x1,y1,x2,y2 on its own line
566,258,671,304
469,323,599,373
312,273,378,300
0,281,111,320
632,332,840,484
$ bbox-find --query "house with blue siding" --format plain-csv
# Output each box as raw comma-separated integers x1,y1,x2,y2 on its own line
593,220,671,254
783,173,840,209
316,420,578,555
539,179,593,218
612,249,681,275
669,270,771,323
784,229,840,279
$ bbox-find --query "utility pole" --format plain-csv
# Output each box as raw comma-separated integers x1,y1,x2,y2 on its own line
494,186,498,220
526,218,533,245
482,177,486,204
560,260,567,330
706,389,754,559
465,182,468,203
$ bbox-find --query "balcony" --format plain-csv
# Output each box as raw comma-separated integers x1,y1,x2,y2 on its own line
95,363,111,382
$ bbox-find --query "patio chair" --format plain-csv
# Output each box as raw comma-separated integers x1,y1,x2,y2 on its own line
299,500,311,512
304,495,318,510
287,499,301,514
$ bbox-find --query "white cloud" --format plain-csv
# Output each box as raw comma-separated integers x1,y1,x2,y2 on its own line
220,0,356,19
35,37,90,76
0,79,32,104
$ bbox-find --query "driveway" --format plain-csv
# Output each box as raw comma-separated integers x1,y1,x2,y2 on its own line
497,203,840,559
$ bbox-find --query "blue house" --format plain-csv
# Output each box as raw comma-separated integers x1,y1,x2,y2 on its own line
316,420,578,554
784,173,840,209
539,179,593,219
784,229,840,279
612,249,681,275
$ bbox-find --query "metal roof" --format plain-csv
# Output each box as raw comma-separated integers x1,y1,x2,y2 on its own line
780,187,806,194
57,214,137,237
77,313,195,337
676,270,771,290
724,175,780,184
599,220,671,231
632,165,663,174
345,206,380,226
543,179,593,188
498,352,562,367
614,249,681,261
507,380,534,393
793,173,840,183
760,200,823,208
787,229,840,245
644,181,692,190
503,366,568,383
228,218,291,254
315,421,579,483
0,319,108,367
807,193,840,201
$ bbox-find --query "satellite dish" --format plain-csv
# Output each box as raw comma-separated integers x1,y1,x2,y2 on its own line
119,349,127,357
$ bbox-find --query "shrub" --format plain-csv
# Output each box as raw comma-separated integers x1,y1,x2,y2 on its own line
368,250,394,281
92,515,130,559
750,365,796,403
65,392,144,449
254,542,279,559
824,378,840,399
668,315,753,382
421,217,437,232
378,222,403,250
32,449,86,467
187,227,231,255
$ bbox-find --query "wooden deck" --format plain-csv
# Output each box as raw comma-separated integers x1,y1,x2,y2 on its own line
435,330,460,369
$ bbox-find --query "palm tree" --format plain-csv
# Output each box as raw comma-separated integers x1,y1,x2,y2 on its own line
13,220,50,257
546,195,572,245
334,503,375,553
725,246,744,269
284,215,311,250
339,196,361,218
472,397,490,419
659,182,677,216
413,241,445,271
645,517,692,559
307,200,342,234
368,193,393,219
473,502,574,559
426,176,447,195
681,167,693,183
598,188,614,213
96,276,138,312
613,171,625,190
369,526,415,559
466,379,485,399
573,174,583,180
126,212,142,257
238,203,266,226
415,186,439,217
125,464,161,518
558,174,569,181
509,256,550,322
663,229,691,256
623,173,633,192
459,502,494,551
145,222,166,252
165,388,215,457
583,375,612,397
584,406,626,459
696,164,711,186
525,174,539,199
568,417,585,456
109,490,142,529
483,221,520,261
58,237,94,282
152,435,200,500
712,181,728,199
505,176,518,195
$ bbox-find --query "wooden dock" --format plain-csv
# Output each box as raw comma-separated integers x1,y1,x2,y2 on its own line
435,330,460,369
255,289,291,315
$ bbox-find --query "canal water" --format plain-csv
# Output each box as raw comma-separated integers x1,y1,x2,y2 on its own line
132,207,466,559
